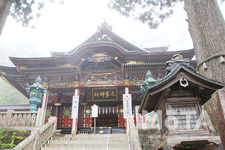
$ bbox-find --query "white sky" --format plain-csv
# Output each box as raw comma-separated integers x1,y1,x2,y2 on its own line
0,0,225,66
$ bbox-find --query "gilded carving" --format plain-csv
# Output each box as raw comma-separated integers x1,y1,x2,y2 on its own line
42,82,49,88
124,79,129,86
18,66,28,70
73,81,79,87
57,64,75,68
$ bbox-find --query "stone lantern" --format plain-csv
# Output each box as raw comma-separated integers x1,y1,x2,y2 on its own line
26,76,47,111
140,70,157,91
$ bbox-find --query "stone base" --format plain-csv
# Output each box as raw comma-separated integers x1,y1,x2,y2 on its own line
156,135,221,149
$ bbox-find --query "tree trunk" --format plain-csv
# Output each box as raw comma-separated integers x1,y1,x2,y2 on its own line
184,0,225,83
0,0,12,36
184,0,225,148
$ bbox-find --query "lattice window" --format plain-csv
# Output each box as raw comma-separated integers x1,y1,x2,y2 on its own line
171,105,199,130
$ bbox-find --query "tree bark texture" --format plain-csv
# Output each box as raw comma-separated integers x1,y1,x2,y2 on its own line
185,0,225,148
184,0,225,83
0,0,12,36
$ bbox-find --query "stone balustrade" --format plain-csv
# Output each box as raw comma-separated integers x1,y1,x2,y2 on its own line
12,117,57,150
0,108,58,150
0,110,38,129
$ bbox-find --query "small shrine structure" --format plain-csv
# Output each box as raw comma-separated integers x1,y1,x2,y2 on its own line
139,54,224,149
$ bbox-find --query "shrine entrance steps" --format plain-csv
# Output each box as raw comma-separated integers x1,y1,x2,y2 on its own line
41,134,130,150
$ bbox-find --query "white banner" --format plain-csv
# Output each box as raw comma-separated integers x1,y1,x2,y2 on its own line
71,96,79,119
92,105,99,118
123,94,132,119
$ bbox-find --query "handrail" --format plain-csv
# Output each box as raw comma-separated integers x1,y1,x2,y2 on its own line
37,117,57,149
127,115,142,150
12,117,57,150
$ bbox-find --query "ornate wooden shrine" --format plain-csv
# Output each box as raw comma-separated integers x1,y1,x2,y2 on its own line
138,54,224,149
0,22,195,134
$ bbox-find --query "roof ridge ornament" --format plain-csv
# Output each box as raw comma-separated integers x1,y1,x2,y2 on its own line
140,69,157,91
97,19,112,30
35,75,42,84
165,54,194,75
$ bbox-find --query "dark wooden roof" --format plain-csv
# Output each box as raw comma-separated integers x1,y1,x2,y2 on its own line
0,23,196,97
1,76,28,98
8,23,195,68
8,49,195,68
0,104,30,112
65,23,145,55
138,63,224,113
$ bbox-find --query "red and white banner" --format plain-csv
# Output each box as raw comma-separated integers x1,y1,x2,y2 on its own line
71,96,79,119
123,94,132,119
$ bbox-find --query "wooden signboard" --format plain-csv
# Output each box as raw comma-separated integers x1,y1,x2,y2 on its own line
92,87,118,101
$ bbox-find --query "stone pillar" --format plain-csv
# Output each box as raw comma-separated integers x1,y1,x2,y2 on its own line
5,110,13,126
71,88,79,134
217,143,223,150
36,90,49,127
211,88,225,149
162,145,173,150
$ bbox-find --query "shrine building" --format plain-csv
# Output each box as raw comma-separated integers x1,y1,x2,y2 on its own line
0,22,195,134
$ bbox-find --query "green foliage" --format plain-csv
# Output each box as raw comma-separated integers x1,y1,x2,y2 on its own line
0,77,28,104
109,0,225,29
108,0,183,29
0,129,6,140
9,0,64,27
18,130,27,133
0,129,30,149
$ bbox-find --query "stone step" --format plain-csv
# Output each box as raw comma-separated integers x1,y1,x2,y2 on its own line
48,143,108,148
53,134,128,141
42,148,129,150
49,140,108,144
54,137,128,141
42,134,130,150
54,134,126,137
47,143,129,149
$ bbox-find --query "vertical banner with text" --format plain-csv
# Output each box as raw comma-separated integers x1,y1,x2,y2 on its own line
71,96,79,119
92,104,99,118
123,94,132,119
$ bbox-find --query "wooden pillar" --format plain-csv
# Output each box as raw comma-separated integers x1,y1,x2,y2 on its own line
71,88,79,134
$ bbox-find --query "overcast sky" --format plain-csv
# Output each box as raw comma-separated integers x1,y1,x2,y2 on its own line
0,0,225,66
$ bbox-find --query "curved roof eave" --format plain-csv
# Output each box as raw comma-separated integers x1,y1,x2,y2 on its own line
64,41,143,56
65,25,149,55
146,64,223,92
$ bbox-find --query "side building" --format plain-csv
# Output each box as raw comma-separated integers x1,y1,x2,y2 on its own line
0,22,195,134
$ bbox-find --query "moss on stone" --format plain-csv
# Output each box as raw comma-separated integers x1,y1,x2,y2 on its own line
138,129,161,150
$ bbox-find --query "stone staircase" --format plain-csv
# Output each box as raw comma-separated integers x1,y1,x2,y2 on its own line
41,134,130,150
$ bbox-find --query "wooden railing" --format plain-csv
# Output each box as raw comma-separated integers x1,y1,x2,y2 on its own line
0,110,38,129
127,115,142,150
12,117,57,150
